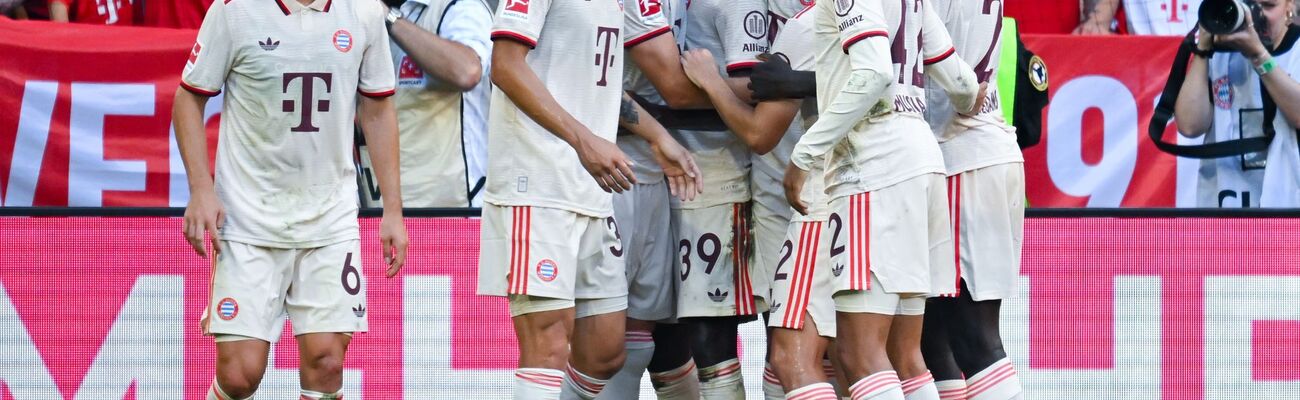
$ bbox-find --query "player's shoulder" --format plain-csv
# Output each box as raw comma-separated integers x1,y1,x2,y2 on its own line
346,0,389,20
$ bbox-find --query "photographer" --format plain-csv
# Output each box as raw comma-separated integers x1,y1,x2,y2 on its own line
1175,0,1300,207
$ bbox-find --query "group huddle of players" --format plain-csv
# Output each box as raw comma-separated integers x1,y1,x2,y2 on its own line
478,0,1027,399
173,0,1026,399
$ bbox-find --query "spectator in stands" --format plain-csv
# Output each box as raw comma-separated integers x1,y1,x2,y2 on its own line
1175,0,1300,207
14,0,49,20
48,0,132,25
367,0,491,208
143,0,211,29
1078,0,1204,35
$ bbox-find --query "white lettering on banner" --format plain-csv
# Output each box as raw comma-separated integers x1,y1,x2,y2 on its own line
5,81,58,207
67,83,154,207
1004,276,1162,398
404,276,513,397
167,95,224,207
0,277,183,399
1046,76,1137,207
73,276,183,399
1203,276,1300,398
0,283,62,399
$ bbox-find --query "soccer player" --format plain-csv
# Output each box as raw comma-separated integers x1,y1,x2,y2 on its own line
363,0,492,208
598,0,715,398
477,0,701,399
680,0,841,398
920,1,1028,399
783,0,983,399
665,0,770,397
173,0,408,399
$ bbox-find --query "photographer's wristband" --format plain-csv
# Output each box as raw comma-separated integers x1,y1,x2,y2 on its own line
1254,57,1277,76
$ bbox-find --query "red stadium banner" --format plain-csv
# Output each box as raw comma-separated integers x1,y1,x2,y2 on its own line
1,215,1298,399
0,19,1231,208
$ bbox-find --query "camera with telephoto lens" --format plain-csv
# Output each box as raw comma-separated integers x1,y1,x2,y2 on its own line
1199,0,1268,35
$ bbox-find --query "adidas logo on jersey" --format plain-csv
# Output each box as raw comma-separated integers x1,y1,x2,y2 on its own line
259,37,280,51
769,302,782,313
832,264,844,277
708,288,728,302
352,304,366,317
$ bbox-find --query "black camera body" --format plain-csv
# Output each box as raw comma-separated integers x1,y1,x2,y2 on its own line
1200,0,1269,36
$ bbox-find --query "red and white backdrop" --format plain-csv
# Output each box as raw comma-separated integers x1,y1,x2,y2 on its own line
3,17,1300,400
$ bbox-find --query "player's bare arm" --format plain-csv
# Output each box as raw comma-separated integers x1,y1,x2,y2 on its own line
619,92,703,201
491,39,636,193
358,95,408,278
680,48,801,154
173,88,223,258
628,33,715,109
388,16,483,91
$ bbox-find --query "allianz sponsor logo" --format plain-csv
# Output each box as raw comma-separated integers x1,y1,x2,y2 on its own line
838,15,862,31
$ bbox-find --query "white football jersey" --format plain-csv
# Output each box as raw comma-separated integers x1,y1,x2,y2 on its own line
752,0,812,203
1202,48,1300,207
769,3,827,222
924,0,1022,175
673,0,769,209
620,0,677,184
484,0,625,217
811,0,946,201
180,0,395,248
1123,0,1201,36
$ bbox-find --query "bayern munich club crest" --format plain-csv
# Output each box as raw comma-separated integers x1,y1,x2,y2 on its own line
217,297,239,320
333,29,353,53
536,259,559,282
1212,76,1233,110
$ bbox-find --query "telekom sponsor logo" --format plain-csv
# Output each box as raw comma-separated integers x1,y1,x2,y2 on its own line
0,217,1297,399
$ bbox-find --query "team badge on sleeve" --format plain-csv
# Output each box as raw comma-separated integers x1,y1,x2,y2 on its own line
333,30,353,53
188,42,202,64
536,259,559,282
1028,55,1049,91
217,297,239,320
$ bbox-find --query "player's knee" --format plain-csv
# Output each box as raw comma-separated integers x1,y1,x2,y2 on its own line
215,369,263,399
592,346,627,377
302,352,346,382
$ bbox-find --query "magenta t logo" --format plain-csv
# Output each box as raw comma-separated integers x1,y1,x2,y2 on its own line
282,72,333,132
595,26,620,87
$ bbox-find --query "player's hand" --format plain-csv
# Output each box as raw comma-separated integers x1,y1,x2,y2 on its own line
783,162,810,216
575,132,636,193
649,136,703,202
183,189,224,258
680,49,723,89
380,211,408,278
961,82,990,117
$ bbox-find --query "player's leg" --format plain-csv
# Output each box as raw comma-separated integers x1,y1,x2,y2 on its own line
674,203,755,399
286,240,369,398
562,213,633,399
833,308,900,400
600,182,676,399
920,298,966,400
887,303,939,400
948,165,1025,400
770,320,835,398
205,241,291,399
648,323,701,399
478,204,589,399
209,339,270,400
768,218,838,398
296,333,352,398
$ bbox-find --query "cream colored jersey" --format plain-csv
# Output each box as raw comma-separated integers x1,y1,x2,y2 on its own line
924,0,1022,176
620,0,676,184
752,0,808,222
484,0,625,217
180,0,395,248
672,0,768,209
770,4,826,222
812,0,946,201
381,0,493,208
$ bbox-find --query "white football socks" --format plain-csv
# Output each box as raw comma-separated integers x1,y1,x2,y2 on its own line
900,371,939,400
298,389,342,399
764,363,785,400
561,364,610,400
786,382,839,400
698,359,745,400
849,371,904,400
516,368,565,400
651,359,701,400
934,379,967,400
964,359,1021,400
